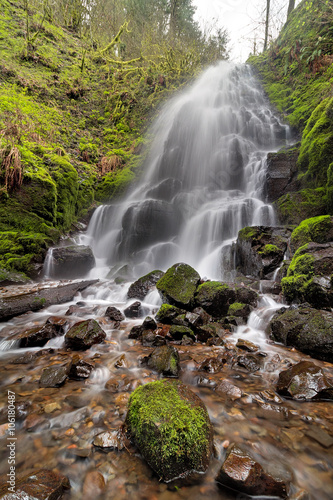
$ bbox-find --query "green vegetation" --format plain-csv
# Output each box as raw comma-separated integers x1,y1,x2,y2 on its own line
275,188,327,225
125,379,212,481
290,215,333,250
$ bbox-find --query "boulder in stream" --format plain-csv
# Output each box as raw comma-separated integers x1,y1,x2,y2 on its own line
216,443,290,498
0,469,70,499
127,270,165,300
65,319,106,350
156,263,201,309
146,345,180,377
10,322,62,348
268,305,333,362
48,244,95,279
125,379,213,482
39,362,72,388
195,281,236,317
124,301,142,318
277,361,333,400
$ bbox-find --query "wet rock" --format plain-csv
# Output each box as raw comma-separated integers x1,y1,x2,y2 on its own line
142,316,157,330
215,380,243,400
237,354,262,372
227,302,251,320
45,316,68,335
181,335,194,345
12,322,62,348
265,147,300,202
93,429,124,450
235,286,259,307
125,379,213,482
196,323,225,342
146,345,180,377
259,390,284,404
169,325,195,341
69,354,94,379
290,215,333,252
257,402,289,420
192,307,213,325
277,361,333,400
268,305,333,362
305,426,333,448
156,262,201,309
48,244,95,279
199,357,224,373
0,468,70,499
142,331,166,347
155,303,186,324
0,279,98,321
236,339,259,352
195,281,236,317
124,301,142,318
65,319,106,350
236,226,291,279
39,362,71,388
127,270,165,300
105,306,125,326
82,470,106,497
114,354,130,369
0,267,32,286
215,443,289,498
24,414,50,432
259,280,282,294
128,325,143,339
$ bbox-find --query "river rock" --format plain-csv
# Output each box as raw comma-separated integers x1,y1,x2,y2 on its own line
196,322,225,342
169,325,195,341
125,379,213,482
124,301,142,318
215,443,289,498
156,262,201,309
195,281,236,317
10,322,61,348
82,470,106,498
265,147,300,202
127,270,165,300
0,279,98,321
215,379,243,400
236,226,291,278
69,355,94,379
155,303,187,324
105,306,125,327
237,354,262,372
65,319,106,350
39,362,71,388
277,361,333,400
146,345,180,377
0,469,70,499
93,430,124,450
199,357,224,373
268,305,333,362
236,339,259,352
48,244,95,279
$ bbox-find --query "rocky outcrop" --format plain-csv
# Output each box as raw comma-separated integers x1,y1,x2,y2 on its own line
156,263,201,309
125,379,213,482
49,245,96,279
268,305,333,362
0,279,98,321
276,361,333,400
65,319,106,350
216,443,290,498
265,147,300,202
127,270,165,300
236,226,291,278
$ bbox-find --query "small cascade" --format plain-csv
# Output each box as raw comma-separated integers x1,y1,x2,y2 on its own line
86,62,290,280
43,247,55,278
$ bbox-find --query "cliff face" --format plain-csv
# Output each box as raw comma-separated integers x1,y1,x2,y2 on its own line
249,0,333,222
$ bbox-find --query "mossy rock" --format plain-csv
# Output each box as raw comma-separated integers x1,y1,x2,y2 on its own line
156,263,201,310
127,270,165,300
125,379,213,482
65,319,106,350
155,304,186,324
146,345,180,377
195,281,236,318
290,215,333,252
0,267,32,286
169,325,195,341
274,189,328,226
227,302,251,319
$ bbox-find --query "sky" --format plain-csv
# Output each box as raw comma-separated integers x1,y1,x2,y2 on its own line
193,0,302,62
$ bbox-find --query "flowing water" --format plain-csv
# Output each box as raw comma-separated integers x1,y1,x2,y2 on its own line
0,63,332,499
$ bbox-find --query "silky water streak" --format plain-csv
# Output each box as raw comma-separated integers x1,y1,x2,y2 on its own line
84,62,290,279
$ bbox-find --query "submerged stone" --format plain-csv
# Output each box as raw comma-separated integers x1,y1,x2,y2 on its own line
277,361,333,401
65,319,106,350
39,363,71,388
156,263,201,309
0,469,70,499
215,443,289,498
125,379,213,482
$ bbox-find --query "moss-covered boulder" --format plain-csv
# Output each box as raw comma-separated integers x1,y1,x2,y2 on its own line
146,345,180,377
227,302,251,320
195,281,236,318
169,325,195,341
290,215,333,252
127,270,165,300
156,263,201,309
268,305,333,362
274,188,328,225
281,242,333,308
125,379,213,482
65,319,106,350
236,226,291,278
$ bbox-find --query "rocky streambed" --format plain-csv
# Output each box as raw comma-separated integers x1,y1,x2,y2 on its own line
0,218,332,500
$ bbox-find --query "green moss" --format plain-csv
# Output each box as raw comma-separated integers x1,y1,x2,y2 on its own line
275,188,327,225
228,302,246,314
156,263,200,308
95,166,136,202
238,227,259,242
125,379,211,481
291,215,333,250
259,244,281,256
282,244,315,303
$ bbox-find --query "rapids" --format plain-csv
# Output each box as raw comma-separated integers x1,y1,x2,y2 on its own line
0,62,332,499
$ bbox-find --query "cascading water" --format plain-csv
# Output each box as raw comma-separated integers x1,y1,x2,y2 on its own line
82,62,290,280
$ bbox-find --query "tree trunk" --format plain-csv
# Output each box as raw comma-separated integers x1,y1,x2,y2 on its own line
287,0,296,19
263,0,270,51
170,0,180,38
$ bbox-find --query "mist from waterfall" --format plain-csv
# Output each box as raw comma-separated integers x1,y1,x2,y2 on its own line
82,62,290,280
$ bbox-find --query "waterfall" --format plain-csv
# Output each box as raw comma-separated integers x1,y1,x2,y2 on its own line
84,62,290,280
